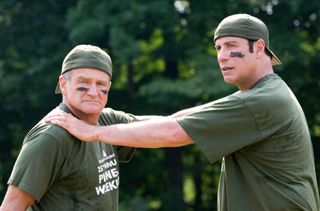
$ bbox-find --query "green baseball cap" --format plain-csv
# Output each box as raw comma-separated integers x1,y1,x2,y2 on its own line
55,44,113,94
214,14,282,65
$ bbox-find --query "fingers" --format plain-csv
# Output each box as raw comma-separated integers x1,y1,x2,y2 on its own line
45,116,68,130
45,110,68,121
44,109,71,130
44,107,62,117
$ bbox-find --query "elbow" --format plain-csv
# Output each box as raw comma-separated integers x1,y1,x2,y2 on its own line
166,126,192,147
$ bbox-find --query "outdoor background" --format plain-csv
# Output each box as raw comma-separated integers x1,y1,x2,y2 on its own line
0,0,319,210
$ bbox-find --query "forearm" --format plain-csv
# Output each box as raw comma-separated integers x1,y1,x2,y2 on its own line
44,108,193,147
1,185,35,211
96,117,193,148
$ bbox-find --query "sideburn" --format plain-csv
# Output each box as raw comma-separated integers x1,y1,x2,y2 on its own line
229,39,255,58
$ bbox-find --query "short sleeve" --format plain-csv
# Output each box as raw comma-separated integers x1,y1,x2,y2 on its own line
8,133,65,201
177,96,261,163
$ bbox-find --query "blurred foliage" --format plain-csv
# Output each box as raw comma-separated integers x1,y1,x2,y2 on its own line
0,0,319,210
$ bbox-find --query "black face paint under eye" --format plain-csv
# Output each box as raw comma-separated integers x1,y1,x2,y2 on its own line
77,87,89,92
100,90,108,95
230,51,245,58
77,87,108,95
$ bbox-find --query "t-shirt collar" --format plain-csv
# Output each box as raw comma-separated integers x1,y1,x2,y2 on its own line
58,103,80,119
250,73,279,89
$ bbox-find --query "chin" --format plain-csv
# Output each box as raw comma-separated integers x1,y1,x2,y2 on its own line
80,105,104,114
223,78,234,84
85,108,103,114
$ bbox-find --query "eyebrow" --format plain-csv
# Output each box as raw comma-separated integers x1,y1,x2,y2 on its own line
222,40,238,45
76,76,109,85
215,40,239,49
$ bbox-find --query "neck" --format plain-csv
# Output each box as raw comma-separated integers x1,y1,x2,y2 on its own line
72,112,99,125
62,102,100,125
238,63,274,91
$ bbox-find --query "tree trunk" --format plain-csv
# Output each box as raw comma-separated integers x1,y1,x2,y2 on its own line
164,148,186,210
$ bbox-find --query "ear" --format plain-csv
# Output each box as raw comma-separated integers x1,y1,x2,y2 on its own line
58,75,67,95
255,39,266,58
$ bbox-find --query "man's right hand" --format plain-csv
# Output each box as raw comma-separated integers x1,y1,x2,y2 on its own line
44,108,99,142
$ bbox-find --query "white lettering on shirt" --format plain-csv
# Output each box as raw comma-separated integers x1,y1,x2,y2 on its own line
95,152,120,196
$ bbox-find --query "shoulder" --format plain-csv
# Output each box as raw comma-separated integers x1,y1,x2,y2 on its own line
23,119,76,150
99,107,135,125
233,74,300,122
234,74,290,107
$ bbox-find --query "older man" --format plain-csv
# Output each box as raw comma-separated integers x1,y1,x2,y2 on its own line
1,45,138,210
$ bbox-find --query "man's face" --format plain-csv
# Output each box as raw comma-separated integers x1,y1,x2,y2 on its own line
60,68,111,116
215,36,256,89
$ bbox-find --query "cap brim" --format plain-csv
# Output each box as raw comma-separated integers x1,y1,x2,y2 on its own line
55,82,61,94
266,48,282,66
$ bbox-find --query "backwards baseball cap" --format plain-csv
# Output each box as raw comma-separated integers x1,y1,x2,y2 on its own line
55,44,113,94
214,14,282,65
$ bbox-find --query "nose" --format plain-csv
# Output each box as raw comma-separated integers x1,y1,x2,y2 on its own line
217,48,229,63
86,85,99,96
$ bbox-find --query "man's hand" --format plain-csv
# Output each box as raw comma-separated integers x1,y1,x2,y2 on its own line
44,108,99,142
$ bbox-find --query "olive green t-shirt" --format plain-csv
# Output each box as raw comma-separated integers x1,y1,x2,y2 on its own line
8,104,136,211
178,74,319,210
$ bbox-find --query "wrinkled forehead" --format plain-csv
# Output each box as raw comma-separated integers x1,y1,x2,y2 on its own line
69,68,111,81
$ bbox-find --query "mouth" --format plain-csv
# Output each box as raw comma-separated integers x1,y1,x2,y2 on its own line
221,66,234,72
83,101,101,105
